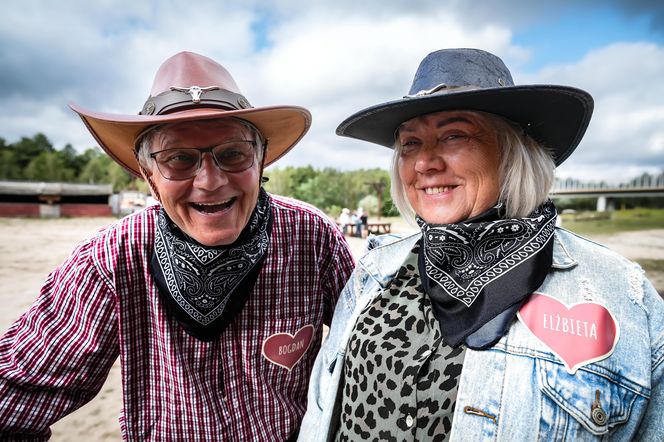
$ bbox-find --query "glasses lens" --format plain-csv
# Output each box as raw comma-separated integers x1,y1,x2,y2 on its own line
151,140,256,180
153,149,201,180
212,141,255,172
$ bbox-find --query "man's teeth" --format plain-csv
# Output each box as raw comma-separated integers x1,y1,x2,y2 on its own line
192,198,235,212
197,199,233,206
425,186,453,195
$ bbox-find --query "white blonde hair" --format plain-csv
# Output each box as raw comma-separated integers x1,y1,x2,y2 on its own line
390,111,555,223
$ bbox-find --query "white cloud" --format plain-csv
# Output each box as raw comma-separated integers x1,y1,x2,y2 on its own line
532,43,664,181
1,1,662,184
247,10,518,169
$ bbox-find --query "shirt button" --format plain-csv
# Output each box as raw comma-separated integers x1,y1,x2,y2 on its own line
405,415,414,427
421,350,432,358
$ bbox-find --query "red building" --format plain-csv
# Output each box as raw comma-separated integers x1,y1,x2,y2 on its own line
0,181,113,217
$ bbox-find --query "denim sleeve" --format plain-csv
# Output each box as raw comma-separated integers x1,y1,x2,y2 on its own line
299,263,369,441
635,279,664,439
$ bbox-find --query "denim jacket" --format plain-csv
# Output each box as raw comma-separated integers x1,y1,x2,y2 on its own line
299,228,664,441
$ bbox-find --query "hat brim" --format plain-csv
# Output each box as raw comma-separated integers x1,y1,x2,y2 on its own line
336,85,593,166
69,103,312,177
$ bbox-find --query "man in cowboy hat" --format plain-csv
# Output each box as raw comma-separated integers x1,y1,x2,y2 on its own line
0,51,354,441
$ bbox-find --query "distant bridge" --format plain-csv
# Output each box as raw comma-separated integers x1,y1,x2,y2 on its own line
549,175,664,211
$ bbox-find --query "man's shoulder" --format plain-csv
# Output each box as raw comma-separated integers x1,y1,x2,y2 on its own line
88,205,158,248
271,194,334,223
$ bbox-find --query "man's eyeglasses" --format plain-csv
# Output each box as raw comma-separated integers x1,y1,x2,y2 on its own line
149,140,257,180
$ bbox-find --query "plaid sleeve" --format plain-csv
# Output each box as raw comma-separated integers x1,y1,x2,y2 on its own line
0,238,119,441
320,224,355,326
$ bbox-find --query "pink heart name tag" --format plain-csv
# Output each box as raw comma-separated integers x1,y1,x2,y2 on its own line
517,292,620,374
261,325,314,371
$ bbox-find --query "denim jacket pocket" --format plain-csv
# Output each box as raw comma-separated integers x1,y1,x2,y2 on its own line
536,358,645,439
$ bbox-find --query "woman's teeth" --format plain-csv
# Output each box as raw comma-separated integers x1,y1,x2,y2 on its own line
425,186,453,195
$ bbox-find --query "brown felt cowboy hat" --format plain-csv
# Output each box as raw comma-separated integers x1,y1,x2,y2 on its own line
337,48,594,166
70,51,311,177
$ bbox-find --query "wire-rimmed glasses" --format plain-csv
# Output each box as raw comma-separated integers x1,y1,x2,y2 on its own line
149,140,256,180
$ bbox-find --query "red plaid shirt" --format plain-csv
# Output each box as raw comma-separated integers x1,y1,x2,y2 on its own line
0,196,354,441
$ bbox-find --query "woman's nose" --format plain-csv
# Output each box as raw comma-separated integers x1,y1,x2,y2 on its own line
414,144,445,173
193,152,228,189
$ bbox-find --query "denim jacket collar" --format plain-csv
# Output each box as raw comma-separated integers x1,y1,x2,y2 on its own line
358,232,421,288
552,232,578,269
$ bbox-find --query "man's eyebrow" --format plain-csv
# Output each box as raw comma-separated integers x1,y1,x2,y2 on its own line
399,116,472,133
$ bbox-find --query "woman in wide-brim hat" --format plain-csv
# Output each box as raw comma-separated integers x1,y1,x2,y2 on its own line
299,48,663,441
0,51,354,441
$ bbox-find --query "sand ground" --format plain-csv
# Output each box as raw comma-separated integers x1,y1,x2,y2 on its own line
0,217,662,441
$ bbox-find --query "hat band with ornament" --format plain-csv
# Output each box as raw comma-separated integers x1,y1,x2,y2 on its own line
140,86,252,116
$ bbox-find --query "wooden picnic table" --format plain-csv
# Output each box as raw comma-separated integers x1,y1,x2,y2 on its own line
367,222,391,234
337,222,392,236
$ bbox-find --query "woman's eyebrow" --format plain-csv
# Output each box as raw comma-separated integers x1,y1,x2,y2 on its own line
435,116,472,128
399,116,472,133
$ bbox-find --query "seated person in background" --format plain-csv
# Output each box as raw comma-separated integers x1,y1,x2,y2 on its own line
338,207,351,235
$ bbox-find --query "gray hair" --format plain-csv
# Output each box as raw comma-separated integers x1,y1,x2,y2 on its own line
390,111,555,223
136,118,266,170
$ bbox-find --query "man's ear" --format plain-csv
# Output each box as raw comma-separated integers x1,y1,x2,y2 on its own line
139,164,161,202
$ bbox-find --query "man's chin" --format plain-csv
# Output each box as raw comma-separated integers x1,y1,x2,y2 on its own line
194,230,242,247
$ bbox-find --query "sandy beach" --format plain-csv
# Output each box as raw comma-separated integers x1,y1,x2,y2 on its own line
0,216,662,441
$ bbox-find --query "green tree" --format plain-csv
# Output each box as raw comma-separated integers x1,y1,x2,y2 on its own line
263,166,396,216
0,149,21,180
107,161,134,192
263,166,298,196
58,143,87,176
358,194,379,216
12,133,55,172
24,151,75,182
80,151,110,183
79,151,134,192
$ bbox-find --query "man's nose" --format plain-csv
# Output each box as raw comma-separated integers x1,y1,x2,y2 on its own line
193,152,228,189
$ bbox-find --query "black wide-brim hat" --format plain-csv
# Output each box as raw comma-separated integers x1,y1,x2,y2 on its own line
337,48,593,166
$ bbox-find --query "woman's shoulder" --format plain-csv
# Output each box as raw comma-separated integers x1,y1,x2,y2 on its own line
554,227,637,269
551,227,662,314
355,232,421,280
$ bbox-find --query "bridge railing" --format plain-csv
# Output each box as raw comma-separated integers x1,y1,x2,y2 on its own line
552,174,664,193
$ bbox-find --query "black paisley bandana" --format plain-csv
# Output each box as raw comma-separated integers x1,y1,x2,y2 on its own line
151,188,272,341
417,199,556,349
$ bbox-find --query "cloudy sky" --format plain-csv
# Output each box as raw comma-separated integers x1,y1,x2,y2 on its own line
1,0,663,183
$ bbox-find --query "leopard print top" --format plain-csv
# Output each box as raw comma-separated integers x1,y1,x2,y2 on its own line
334,245,466,441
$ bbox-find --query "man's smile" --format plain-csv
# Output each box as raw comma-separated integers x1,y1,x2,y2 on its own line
190,197,236,214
